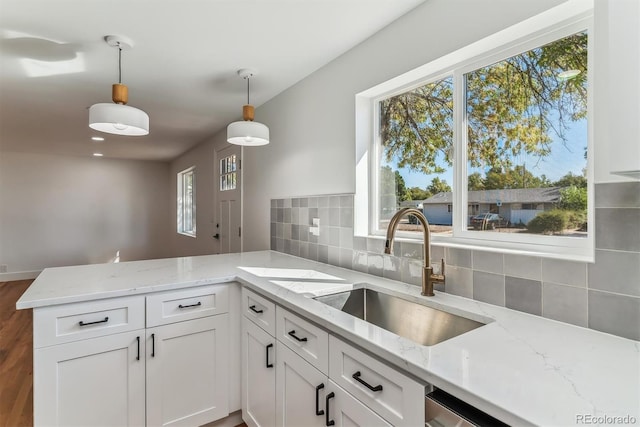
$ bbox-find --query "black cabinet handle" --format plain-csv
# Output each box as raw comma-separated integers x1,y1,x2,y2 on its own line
249,305,263,314
136,336,140,361
315,383,325,416
325,392,335,426
178,301,202,309
288,330,308,342
352,371,383,392
79,316,109,327
266,343,274,368
151,333,155,357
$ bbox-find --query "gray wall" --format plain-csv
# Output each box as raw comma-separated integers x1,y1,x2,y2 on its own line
0,151,171,277
270,182,640,341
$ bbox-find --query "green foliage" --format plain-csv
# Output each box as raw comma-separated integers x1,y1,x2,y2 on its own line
380,33,587,173
482,165,552,190
565,210,586,229
468,172,485,191
559,185,587,211
554,172,587,189
527,210,568,234
427,177,451,195
407,187,431,201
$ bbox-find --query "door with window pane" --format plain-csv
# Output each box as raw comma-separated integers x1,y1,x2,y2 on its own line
216,145,241,253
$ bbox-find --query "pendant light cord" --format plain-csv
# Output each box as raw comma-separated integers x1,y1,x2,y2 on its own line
246,76,250,105
118,45,123,84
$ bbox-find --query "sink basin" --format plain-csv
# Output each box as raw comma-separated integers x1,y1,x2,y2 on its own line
314,288,485,346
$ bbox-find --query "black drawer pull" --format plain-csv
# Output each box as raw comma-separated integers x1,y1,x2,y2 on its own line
325,392,335,426
151,333,155,357
315,383,325,416
266,343,274,368
352,371,383,392
79,316,109,327
178,301,202,309
288,330,308,342
136,336,140,361
249,305,263,314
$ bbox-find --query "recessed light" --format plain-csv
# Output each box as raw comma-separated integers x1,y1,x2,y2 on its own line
91,136,105,141
93,153,104,157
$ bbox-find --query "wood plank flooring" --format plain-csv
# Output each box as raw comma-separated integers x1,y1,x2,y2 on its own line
0,280,33,427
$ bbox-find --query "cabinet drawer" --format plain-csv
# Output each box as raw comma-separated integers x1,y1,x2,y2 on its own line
33,296,145,348
242,287,276,336
328,335,425,427
146,284,229,327
276,306,328,375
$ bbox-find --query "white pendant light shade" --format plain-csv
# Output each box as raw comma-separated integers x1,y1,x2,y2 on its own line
89,35,149,137
227,69,269,146
227,120,269,146
89,103,149,136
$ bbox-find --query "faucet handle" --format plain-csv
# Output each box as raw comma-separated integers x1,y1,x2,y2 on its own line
431,258,445,275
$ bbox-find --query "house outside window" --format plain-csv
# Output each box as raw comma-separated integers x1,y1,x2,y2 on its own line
355,1,593,261
177,166,196,237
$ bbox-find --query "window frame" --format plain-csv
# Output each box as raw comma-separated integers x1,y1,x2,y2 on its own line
177,166,196,237
354,0,594,262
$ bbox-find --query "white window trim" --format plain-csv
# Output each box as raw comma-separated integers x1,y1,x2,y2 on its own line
177,166,196,238
354,0,594,262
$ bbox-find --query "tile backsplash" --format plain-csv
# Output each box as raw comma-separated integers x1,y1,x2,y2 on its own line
271,182,640,341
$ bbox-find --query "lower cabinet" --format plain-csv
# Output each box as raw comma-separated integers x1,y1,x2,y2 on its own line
242,316,276,427
34,330,146,426
146,315,229,427
276,341,390,427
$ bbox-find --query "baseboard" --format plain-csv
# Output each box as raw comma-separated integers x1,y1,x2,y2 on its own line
0,270,41,281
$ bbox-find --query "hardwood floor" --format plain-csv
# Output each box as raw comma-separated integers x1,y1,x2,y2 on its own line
0,280,33,427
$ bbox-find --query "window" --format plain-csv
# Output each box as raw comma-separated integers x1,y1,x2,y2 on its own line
356,1,593,260
177,167,196,237
220,154,237,191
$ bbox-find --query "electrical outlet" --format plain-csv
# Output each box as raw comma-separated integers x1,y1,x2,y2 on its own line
0,264,7,273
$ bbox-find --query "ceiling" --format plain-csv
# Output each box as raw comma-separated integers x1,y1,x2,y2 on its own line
0,0,425,161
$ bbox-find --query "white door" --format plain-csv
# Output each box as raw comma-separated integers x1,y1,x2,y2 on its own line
276,341,327,427
146,315,229,426
242,317,276,427
326,381,391,427
34,330,146,427
216,144,242,253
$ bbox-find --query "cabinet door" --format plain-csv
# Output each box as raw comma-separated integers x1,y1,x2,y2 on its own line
326,381,391,427
276,342,326,427
146,315,229,427
242,317,276,427
34,330,145,427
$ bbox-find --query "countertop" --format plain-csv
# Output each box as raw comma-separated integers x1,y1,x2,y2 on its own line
17,250,640,426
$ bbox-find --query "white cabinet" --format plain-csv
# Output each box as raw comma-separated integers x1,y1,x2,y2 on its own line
146,315,229,427
275,341,390,427
33,284,233,427
34,330,145,427
275,342,326,427
326,380,391,427
242,316,276,427
603,0,640,178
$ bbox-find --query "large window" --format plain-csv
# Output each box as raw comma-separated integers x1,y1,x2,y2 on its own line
357,2,593,260
177,167,196,237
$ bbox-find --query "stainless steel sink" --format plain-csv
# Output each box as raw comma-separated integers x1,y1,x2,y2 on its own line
314,288,485,346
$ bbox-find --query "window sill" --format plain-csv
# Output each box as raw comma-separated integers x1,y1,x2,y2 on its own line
177,231,197,239
360,233,594,263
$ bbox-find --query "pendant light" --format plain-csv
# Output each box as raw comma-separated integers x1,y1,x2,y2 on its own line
89,35,149,136
227,69,269,146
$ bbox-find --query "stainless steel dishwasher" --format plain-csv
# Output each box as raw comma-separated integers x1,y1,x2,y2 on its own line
425,389,510,427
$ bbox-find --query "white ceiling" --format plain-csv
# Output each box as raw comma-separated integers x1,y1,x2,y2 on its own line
0,0,425,161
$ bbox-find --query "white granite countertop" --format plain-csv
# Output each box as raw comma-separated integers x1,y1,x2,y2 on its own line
17,251,640,426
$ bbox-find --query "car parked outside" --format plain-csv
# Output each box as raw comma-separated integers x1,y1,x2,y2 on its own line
470,213,507,230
